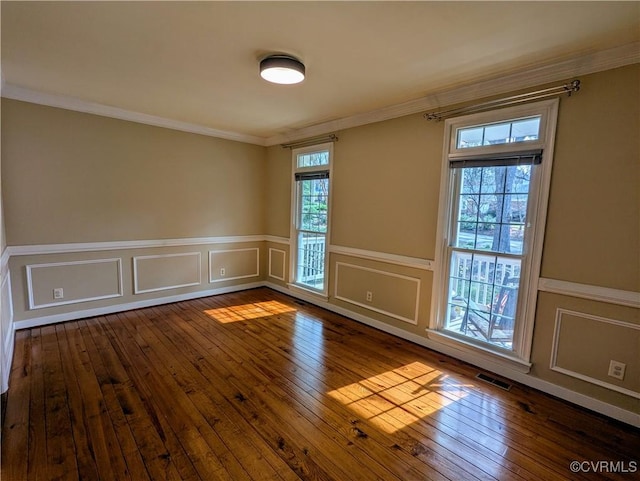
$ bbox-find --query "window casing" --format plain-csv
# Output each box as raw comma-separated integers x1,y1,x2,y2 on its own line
430,100,559,364
290,143,333,295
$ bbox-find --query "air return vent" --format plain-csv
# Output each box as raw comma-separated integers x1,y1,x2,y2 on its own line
476,372,512,391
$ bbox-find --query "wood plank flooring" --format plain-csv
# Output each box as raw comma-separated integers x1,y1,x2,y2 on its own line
2,287,639,480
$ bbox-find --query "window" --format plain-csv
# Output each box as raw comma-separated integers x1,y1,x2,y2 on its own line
430,100,558,364
291,144,332,294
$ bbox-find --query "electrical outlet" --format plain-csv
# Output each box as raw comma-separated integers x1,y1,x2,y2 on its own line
608,360,626,380
220,268,226,277
366,291,373,302
53,288,64,300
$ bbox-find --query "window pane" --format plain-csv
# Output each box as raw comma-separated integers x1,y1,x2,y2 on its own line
297,232,326,290
461,169,482,194
483,122,511,146
458,195,479,221
297,151,329,168
511,117,540,142
503,194,528,223
457,127,483,148
480,168,501,194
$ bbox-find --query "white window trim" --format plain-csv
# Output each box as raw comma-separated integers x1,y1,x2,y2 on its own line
428,99,559,364
289,142,334,297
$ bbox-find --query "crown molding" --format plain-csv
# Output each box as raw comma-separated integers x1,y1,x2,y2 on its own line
2,43,637,147
1,84,267,146
264,42,640,146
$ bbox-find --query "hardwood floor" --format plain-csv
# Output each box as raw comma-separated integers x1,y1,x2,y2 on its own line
2,287,638,480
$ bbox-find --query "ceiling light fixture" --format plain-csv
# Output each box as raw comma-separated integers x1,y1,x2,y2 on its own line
260,55,305,85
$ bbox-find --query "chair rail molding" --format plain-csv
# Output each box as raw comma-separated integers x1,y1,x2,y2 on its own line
538,278,640,308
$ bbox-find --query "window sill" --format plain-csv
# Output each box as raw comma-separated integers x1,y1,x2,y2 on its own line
287,283,329,302
426,329,532,374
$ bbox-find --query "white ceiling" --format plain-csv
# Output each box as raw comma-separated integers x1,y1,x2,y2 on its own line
2,2,639,145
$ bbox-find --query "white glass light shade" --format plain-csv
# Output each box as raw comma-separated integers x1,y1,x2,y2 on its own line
260,55,305,85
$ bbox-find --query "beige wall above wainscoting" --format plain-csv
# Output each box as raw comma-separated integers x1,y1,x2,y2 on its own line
541,65,639,292
265,145,292,240
331,113,443,259
1,99,266,245
1,64,639,425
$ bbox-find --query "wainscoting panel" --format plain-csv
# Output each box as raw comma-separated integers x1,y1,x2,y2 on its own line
133,252,201,294
551,309,640,398
209,248,260,283
27,258,123,309
334,262,420,324
268,248,286,281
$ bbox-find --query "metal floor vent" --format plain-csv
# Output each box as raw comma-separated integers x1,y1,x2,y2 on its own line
475,372,512,391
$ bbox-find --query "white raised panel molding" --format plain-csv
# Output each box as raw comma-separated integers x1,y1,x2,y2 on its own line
26,258,124,309
329,244,434,271
209,248,260,283
550,308,640,399
538,278,640,309
334,262,420,325
133,252,201,294
268,248,286,281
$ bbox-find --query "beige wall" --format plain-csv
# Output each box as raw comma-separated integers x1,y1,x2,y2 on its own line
527,65,639,412
1,72,11,392
1,100,268,325
541,65,639,291
1,99,266,245
2,65,638,416
265,145,291,239
532,292,639,412
330,254,433,337
332,114,443,258
264,64,639,415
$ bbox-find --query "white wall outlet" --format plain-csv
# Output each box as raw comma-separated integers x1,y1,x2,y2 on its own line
366,291,373,302
607,360,626,380
220,268,226,277
53,288,64,300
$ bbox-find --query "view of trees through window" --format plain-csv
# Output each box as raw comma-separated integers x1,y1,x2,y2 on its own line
300,178,328,232
445,163,533,349
455,164,531,255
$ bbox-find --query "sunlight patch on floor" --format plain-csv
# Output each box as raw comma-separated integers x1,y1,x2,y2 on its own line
328,361,473,433
203,300,296,323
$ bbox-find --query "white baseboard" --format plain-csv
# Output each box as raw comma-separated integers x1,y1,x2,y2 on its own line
264,282,640,428
6,279,638,427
